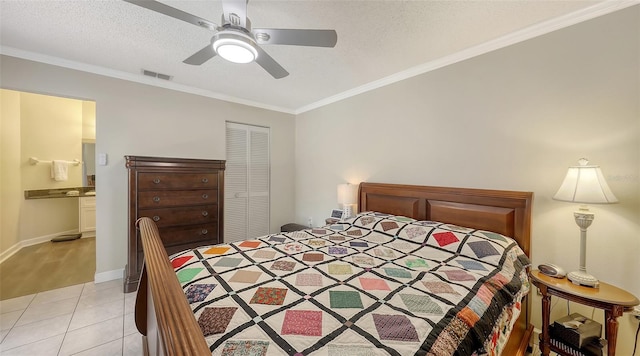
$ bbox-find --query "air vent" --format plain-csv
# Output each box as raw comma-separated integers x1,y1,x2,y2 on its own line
142,69,172,81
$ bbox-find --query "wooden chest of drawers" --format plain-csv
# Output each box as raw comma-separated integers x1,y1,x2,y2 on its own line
124,156,225,293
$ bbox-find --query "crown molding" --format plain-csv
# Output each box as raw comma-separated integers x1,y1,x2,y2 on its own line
295,0,639,114
0,46,296,115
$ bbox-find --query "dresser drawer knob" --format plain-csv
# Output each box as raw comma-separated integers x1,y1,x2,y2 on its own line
201,177,209,183
153,178,161,184
201,229,208,235
153,196,160,202
152,215,160,222
201,211,208,217
202,193,209,199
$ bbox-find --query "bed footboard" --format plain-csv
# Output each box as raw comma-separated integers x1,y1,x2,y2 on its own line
134,217,210,356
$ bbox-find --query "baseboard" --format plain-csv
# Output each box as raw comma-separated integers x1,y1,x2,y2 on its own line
0,229,78,263
94,268,124,283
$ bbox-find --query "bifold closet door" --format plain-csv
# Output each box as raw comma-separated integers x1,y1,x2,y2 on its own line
225,122,270,242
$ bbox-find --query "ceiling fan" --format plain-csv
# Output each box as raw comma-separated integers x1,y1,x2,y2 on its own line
123,0,338,79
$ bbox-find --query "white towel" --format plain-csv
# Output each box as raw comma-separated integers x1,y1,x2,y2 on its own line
51,160,69,181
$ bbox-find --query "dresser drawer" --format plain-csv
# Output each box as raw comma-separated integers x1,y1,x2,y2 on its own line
137,172,218,190
156,223,219,248
138,190,217,208
139,205,216,227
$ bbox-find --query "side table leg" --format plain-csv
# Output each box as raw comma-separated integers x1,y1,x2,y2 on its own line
604,306,623,356
540,287,551,356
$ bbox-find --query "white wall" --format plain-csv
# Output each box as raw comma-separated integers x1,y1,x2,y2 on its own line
296,6,639,354
0,57,296,279
0,90,22,254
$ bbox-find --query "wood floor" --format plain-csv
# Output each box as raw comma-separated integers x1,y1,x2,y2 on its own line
0,237,95,300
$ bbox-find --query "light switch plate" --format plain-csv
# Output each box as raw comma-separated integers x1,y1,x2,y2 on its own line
98,153,108,166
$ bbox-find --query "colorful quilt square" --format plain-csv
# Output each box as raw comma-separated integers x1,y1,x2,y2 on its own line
311,229,327,235
177,268,203,283
221,340,269,356
444,270,476,281
392,242,412,250
404,226,427,239
479,231,507,242
291,231,307,239
328,246,348,255
203,247,230,255
171,256,193,269
185,284,217,304
328,264,353,275
395,216,414,222
228,270,262,284
373,248,395,258
422,281,460,295
433,232,459,246
308,239,326,247
253,250,276,259
352,255,375,265
329,290,364,309
214,257,243,268
269,236,285,243
250,287,288,305
384,267,412,279
372,314,419,341
359,278,390,291
282,243,303,253
405,259,428,268
329,235,345,241
327,345,375,356
295,273,323,287
302,253,324,262
271,260,296,271
346,230,363,236
380,221,400,231
399,294,444,314
358,217,375,225
458,259,487,271
468,241,500,258
239,240,261,248
350,241,368,248
197,307,237,336
281,310,323,336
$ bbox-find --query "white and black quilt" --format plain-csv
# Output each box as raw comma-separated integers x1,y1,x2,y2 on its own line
170,212,531,356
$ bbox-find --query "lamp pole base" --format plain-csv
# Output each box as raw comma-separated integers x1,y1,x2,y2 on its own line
567,270,599,288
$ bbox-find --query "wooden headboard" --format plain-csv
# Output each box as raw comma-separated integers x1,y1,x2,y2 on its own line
358,182,533,257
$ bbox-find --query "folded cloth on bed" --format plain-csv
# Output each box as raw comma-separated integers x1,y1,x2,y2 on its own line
50,160,68,181
171,212,531,356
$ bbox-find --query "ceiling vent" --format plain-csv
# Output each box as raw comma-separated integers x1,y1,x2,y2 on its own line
142,69,172,81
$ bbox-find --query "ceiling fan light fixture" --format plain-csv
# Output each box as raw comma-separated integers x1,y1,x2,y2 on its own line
212,31,258,64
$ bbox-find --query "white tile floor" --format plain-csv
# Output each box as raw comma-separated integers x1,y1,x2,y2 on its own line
0,279,141,356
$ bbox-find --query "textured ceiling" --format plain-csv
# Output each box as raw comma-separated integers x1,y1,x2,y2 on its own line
0,0,624,113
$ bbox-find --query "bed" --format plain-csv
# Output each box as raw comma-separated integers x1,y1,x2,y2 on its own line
134,182,534,356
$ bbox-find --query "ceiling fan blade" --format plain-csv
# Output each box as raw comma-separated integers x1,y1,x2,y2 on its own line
122,0,218,30
221,0,247,28
255,46,289,79
183,45,217,65
252,29,337,47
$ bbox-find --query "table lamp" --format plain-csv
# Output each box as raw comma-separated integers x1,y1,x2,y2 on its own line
553,158,618,288
337,183,358,219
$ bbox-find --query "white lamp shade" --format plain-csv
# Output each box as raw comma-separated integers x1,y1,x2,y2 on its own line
337,183,358,205
553,159,618,204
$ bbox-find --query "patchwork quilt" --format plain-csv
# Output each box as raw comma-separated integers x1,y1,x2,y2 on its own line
170,212,531,356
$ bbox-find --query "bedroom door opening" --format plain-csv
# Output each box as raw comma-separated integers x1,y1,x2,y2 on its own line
224,122,270,243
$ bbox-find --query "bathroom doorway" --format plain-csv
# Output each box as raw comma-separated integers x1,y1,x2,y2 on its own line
0,89,97,300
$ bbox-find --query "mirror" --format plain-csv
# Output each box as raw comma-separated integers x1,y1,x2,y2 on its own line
82,142,96,186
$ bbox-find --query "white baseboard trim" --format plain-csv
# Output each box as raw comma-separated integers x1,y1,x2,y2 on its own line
94,269,124,284
0,229,78,263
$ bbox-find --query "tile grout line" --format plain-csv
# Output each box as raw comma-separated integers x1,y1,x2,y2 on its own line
56,283,84,356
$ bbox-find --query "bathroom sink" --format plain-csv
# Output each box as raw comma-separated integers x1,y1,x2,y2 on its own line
85,191,96,196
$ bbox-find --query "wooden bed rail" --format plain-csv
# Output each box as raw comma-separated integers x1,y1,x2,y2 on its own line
134,217,210,356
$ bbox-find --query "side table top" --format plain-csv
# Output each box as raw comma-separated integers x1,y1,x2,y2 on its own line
530,270,639,307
